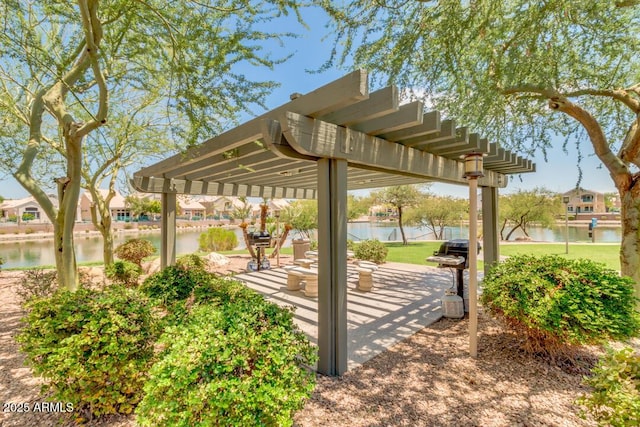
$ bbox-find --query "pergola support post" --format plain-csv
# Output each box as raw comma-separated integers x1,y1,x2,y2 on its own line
481,186,500,275
161,191,177,269
316,158,348,376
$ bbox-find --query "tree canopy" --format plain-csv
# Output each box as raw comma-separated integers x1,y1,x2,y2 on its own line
371,185,425,245
406,195,467,240
0,0,315,289
323,0,640,291
499,188,562,241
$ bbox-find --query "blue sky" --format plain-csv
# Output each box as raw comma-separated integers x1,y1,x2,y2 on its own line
0,6,617,200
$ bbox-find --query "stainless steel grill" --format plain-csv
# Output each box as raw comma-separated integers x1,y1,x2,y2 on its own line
427,239,481,304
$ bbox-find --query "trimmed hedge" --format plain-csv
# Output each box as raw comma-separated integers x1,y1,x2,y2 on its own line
198,227,238,252
136,275,317,427
17,286,158,417
354,239,388,264
105,260,141,287
481,255,640,355
114,238,156,267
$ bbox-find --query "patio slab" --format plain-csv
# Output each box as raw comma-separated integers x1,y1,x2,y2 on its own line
234,262,454,370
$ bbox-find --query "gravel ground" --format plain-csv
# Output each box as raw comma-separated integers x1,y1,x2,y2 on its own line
1,259,599,427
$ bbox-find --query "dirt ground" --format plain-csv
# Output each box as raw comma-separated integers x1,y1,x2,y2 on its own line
0,257,604,426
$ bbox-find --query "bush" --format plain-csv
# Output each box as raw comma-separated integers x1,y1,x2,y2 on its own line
136,279,317,427
198,227,238,252
354,239,388,264
105,260,141,287
17,286,158,418
578,347,640,426
481,255,640,355
176,253,207,271
140,265,211,306
16,268,58,305
114,238,156,267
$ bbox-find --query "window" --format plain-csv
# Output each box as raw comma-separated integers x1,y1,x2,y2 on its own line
581,195,594,203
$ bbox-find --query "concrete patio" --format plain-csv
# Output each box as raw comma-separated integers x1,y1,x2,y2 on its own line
235,262,453,370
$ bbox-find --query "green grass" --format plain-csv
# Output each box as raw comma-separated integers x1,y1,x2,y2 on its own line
384,242,443,265
499,243,620,270
381,241,621,271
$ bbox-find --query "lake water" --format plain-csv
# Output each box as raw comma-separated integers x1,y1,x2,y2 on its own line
0,222,622,269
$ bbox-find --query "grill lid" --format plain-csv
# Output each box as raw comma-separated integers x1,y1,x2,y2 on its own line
436,239,481,256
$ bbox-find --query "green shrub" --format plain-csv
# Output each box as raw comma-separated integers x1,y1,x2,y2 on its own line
176,253,207,271
481,255,640,355
136,281,317,427
140,265,211,306
198,227,238,252
354,239,388,264
105,260,141,287
114,238,156,267
16,268,58,305
578,347,640,426
17,286,158,418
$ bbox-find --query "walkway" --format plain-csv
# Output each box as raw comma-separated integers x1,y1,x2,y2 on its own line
235,262,452,369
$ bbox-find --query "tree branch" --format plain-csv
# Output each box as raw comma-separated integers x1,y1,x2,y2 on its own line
548,96,629,178
75,0,108,138
618,115,640,167
563,87,640,113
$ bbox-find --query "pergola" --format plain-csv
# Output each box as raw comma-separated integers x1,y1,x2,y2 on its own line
133,70,535,376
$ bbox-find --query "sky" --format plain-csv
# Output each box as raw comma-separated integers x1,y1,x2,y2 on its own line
0,6,618,200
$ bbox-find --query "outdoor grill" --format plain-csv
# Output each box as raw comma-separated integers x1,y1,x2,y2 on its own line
247,231,272,271
427,239,481,302
247,231,271,247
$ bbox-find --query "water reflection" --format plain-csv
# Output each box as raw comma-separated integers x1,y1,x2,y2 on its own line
0,223,622,269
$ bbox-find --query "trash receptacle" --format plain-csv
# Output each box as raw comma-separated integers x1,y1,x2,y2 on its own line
292,238,310,259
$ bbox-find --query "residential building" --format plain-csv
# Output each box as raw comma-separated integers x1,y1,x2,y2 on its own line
0,195,63,223
79,189,131,222
178,196,206,220
562,188,606,216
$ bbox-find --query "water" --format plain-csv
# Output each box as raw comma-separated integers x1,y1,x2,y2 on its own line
0,223,622,269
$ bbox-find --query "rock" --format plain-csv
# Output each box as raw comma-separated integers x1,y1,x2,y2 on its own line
205,252,230,267
145,258,162,274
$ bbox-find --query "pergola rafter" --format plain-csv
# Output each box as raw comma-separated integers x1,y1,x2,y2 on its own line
133,69,535,376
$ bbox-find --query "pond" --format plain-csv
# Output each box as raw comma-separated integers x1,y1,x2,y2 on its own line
0,222,622,269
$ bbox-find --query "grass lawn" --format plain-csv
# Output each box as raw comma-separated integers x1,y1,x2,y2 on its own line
499,243,620,270
381,241,621,271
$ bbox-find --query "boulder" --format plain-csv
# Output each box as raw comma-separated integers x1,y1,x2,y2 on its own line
205,252,230,268
145,258,162,275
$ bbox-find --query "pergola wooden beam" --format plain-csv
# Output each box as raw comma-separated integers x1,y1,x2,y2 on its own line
131,175,317,199
351,101,424,135
279,112,507,188
318,86,399,126
137,69,368,178
380,111,441,142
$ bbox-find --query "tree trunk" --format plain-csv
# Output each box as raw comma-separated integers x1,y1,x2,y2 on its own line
504,224,522,241
619,181,640,302
240,224,257,258
89,192,115,266
270,226,291,259
398,206,408,245
55,132,83,291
